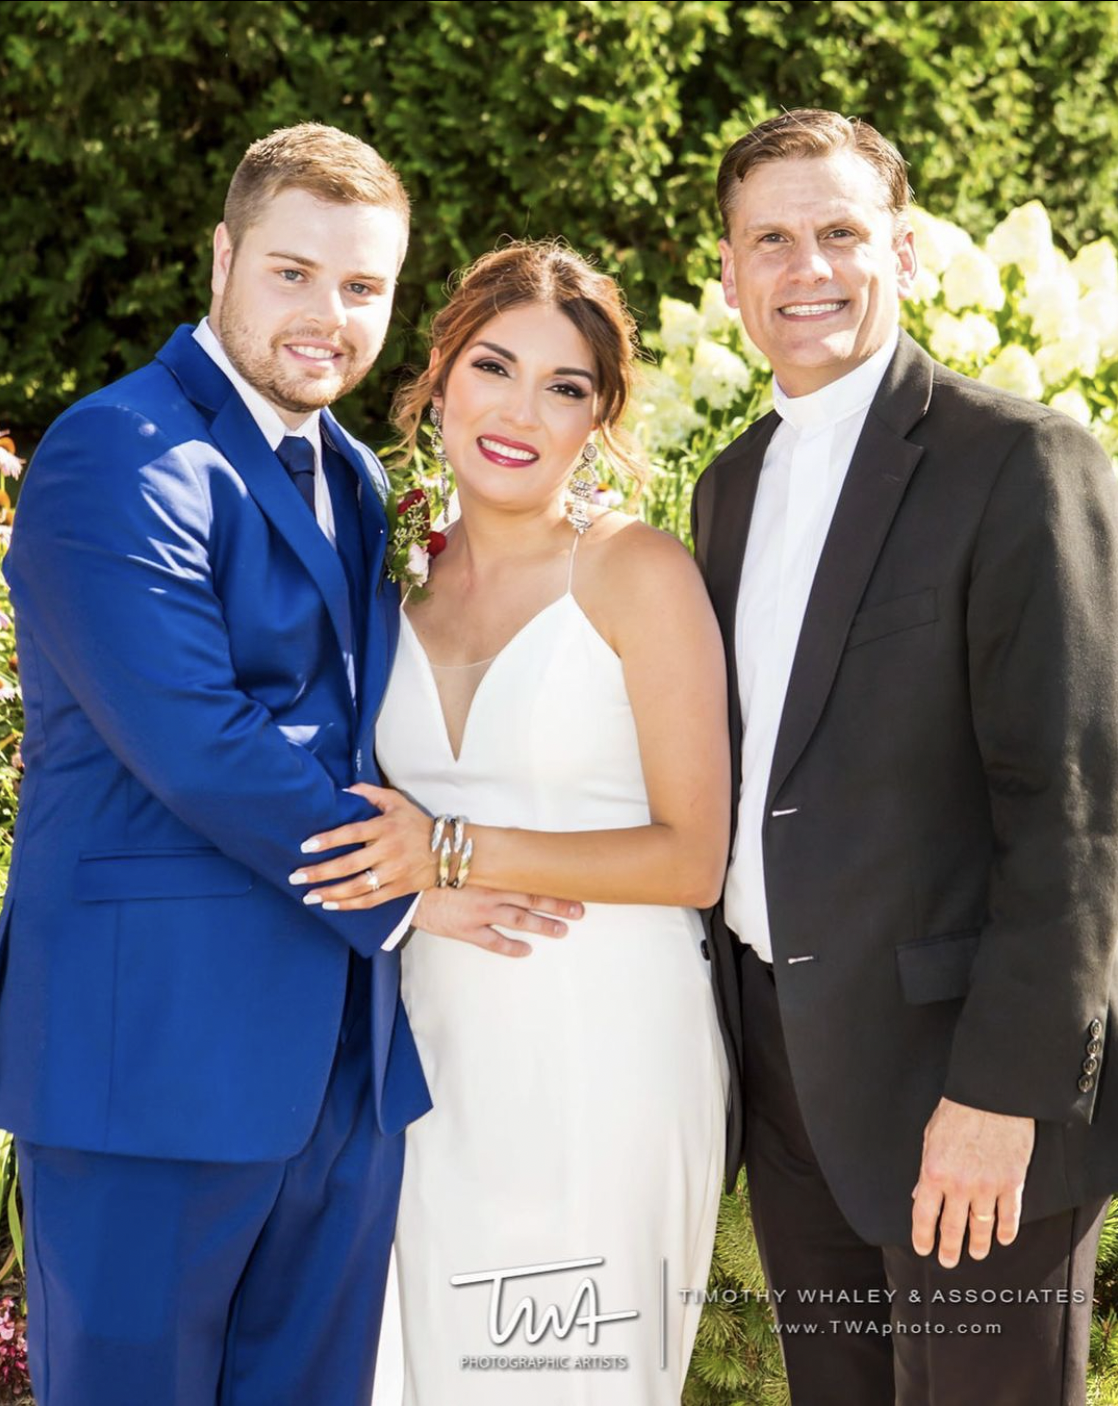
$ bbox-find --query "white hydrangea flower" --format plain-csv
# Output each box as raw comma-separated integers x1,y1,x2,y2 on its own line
928,311,1000,365
985,201,1056,276
630,366,705,450
979,345,1043,400
698,280,738,335
908,207,973,276
690,337,754,410
1071,239,1118,296
1048,388,1093,425
1036,334,1100,387
1078,290,1118,355
942,247,1005,313
908,266,941,306
658,296,704,353
1020,265,1082,342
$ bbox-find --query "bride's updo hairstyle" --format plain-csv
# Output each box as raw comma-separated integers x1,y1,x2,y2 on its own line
393,239,648,485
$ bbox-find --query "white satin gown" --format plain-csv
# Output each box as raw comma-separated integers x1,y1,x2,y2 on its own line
374,541,728,1404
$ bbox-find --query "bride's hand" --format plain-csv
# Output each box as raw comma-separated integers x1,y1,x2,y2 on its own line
289,783,438,908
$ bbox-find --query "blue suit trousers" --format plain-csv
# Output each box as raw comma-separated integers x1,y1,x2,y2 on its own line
18,958,403,1406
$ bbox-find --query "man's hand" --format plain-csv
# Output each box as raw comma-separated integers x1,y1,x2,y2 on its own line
414,887,582,959
911,1097,1036,1268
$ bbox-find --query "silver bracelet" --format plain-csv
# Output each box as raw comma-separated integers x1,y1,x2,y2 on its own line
430,814,450,853
451,837,473,889
436,837,453,887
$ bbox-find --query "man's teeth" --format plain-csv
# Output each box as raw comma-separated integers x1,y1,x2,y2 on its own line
781,302,844,316
480,437,536,461
290,345,338,360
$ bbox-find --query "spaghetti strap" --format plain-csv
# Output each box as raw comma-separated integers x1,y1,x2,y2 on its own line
566,530,581,595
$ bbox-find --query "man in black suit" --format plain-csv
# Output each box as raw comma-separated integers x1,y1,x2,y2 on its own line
691,108,1118,1405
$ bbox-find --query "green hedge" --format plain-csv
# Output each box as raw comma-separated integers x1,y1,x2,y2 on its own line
3,0,1118,443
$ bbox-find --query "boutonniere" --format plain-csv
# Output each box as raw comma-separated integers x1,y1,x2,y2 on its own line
385,485,447,598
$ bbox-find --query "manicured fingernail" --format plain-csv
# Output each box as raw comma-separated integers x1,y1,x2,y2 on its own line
302,892,323,906
289,871,308,885
323,901,340,911
301,839,322,854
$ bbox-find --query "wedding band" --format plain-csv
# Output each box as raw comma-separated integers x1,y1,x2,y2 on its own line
364,868,380,892
971,1212,995,1222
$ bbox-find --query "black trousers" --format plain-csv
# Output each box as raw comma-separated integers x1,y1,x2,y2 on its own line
738,945,1107,1406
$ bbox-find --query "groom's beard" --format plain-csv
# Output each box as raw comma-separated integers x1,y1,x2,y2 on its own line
216,285,377,415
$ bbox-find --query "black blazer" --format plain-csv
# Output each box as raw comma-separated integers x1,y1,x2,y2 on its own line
692,332,1118,1244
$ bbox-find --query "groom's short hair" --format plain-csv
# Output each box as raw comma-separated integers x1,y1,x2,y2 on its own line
224,123,410,255
717,109,912,235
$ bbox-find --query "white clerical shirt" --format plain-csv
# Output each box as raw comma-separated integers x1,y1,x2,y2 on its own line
723,331,898,963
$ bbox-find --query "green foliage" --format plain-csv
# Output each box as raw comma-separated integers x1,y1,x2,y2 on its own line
4,1,1118,445
684,1177,790,1406
0,436,22,886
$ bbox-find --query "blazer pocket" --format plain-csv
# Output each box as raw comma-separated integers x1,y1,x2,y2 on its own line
846,588,937,651
75,848,255,902
896,929,980,1005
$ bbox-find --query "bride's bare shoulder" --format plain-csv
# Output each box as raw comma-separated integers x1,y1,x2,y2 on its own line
582,512,699,588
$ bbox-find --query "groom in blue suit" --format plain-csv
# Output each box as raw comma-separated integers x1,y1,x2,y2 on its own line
0,124,574,1406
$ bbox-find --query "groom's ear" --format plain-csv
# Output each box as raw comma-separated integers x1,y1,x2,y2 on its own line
211,223,234,299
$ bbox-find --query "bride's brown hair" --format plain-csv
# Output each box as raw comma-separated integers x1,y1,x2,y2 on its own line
392,240,647,485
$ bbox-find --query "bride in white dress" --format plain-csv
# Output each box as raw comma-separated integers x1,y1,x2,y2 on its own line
294,242,729,1404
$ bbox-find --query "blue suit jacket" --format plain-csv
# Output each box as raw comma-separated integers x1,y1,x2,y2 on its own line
0,325,432,1161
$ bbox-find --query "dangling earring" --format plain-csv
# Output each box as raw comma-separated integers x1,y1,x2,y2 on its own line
428,405,450,515
566,441,598,534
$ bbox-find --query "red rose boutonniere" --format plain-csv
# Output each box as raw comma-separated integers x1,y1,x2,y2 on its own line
385,485,447,598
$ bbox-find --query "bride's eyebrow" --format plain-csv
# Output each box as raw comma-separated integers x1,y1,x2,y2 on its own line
472,340,595,385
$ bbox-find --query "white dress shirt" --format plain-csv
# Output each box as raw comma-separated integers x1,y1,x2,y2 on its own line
193,318,419,950
723,332,898,962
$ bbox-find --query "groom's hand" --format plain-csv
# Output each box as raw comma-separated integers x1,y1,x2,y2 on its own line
911,1097,1035,1268
415,887,582,959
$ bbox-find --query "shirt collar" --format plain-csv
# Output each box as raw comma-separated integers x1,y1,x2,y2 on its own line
193,317,322,459
772,328,899,436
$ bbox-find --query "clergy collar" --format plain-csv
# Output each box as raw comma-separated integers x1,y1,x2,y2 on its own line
193,316,322,455
772,328,899,435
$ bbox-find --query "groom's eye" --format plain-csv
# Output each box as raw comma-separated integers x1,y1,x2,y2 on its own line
278,268,304,282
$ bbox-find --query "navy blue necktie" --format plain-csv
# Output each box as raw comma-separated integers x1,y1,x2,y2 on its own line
276,435,317,516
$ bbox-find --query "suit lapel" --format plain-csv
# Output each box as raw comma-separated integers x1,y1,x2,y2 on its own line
765,334,934,808
321,414,396,740
700,416,777,836
705,417,777,664
157,327,356,672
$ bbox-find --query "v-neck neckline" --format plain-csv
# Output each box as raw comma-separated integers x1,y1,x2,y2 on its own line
402,595,574,763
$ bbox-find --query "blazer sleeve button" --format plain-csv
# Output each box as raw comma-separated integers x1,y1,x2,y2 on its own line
1090,1019,1104,1040
1083,1055,1100,1075
1087,1038,1103,1056
1079,1075,1096,1093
